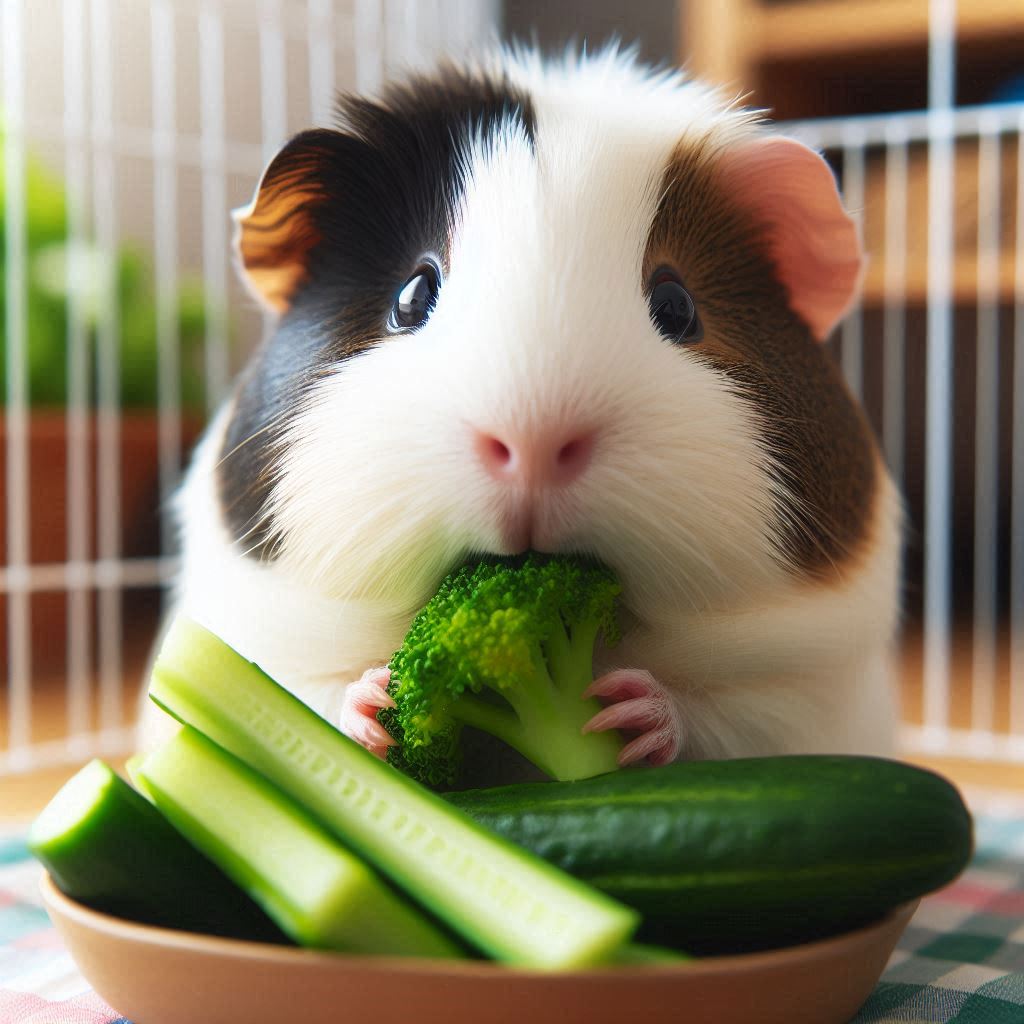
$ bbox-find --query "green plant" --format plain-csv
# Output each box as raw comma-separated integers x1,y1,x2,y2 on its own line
0,128,216,409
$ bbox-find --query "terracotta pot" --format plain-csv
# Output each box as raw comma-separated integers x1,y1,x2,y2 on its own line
0,411,203,677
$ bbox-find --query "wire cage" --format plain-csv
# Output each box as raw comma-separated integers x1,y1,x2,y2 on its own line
794,116,1024,764
784,1,1024,766
0,0,499,777
2,0,1023,782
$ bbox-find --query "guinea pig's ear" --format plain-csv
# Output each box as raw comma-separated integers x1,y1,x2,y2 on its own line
232,128,346,314
717,136,864,342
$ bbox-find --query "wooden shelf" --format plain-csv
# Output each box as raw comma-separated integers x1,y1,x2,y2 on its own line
677,4,1024,301
860,257,1019,306
759,0,1024,63
680,0,1024,118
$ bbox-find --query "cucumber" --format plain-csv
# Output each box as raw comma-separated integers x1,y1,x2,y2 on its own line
136,725,462,958
148,616,639,969
28,759,284,942
445,757,973,953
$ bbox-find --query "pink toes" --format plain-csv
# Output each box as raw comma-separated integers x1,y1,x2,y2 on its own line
339,666,397,759
584,669,662,703
346,667,395,711
582,669,682,768
619,729,680,768
344,664,683,766
346,714,398,759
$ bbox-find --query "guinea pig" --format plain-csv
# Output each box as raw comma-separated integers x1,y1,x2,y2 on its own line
140,46,902,769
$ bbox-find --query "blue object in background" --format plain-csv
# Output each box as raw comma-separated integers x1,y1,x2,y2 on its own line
990,71,1024,104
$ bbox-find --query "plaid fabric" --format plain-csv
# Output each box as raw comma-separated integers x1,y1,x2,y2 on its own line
0,832,124,1023
2,813,1024,1024
851,811,1024,1023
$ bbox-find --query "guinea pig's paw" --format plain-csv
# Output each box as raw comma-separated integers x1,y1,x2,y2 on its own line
338,667,397,759
582,670,683,768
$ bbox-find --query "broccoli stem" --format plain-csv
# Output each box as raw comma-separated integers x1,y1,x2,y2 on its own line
511,683,623,782
450,616,623,782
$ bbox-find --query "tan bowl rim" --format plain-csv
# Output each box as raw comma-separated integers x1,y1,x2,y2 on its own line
40,872,918,980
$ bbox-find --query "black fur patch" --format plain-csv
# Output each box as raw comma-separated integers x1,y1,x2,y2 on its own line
217,68,536,558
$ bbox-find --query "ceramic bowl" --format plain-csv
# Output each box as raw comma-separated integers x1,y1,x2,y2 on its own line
41,874,916,1024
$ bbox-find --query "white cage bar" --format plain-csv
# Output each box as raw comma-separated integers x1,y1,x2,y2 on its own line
3,0,32,770
971,113,1000,746
840,122,866,402
62,0,92,756
882,120,908,493
923,0,956,752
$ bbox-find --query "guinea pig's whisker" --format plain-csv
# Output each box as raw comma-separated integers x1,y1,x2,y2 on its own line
216,409,295,470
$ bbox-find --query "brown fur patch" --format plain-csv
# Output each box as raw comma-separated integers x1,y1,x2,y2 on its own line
235,140,338,313
644,139,879,580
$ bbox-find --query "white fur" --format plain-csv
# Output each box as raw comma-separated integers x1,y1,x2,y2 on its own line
141,48,901,760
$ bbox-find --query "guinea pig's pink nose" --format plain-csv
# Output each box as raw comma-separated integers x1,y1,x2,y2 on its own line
474,427,594,487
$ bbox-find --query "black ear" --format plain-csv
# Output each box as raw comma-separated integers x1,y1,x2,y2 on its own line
232,129,347,314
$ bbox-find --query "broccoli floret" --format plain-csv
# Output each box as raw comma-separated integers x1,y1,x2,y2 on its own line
377,554,624,788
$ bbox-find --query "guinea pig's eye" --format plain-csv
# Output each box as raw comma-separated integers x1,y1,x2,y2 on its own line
648,267,703,344
388,259,442,332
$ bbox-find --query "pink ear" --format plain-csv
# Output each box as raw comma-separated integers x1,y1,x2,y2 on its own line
717,137,864,342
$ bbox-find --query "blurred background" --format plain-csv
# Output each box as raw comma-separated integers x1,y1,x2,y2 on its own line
1,0,1022,812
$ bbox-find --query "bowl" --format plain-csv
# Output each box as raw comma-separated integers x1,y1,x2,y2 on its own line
41,874,915,1024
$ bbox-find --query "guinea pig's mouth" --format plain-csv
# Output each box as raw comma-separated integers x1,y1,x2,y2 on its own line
496,499,534,555
444,547,615,580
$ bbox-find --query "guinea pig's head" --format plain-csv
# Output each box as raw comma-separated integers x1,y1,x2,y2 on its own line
218,48,878,623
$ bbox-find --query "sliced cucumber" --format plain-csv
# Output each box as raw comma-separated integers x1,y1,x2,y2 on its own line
136,726,460,957
149,616,639,968
29,759,283,941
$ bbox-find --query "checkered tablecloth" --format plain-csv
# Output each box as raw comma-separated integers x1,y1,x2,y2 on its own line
2,810,1024,1024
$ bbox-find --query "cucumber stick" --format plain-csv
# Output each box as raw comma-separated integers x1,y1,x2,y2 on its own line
29,759,283,942
149,616,639,968
446,758,974,953
136,726,461,958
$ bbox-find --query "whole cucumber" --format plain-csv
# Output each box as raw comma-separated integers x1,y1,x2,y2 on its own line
445,756,973,954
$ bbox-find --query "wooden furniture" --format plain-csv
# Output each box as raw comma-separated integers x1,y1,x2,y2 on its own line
678,0,1024,121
